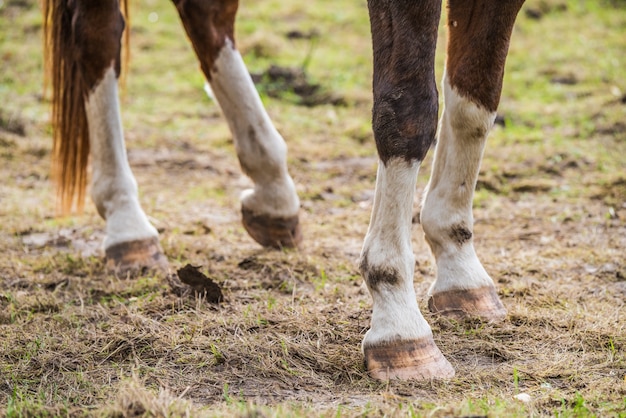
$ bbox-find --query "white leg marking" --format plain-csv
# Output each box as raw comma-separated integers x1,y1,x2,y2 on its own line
421,74,497,294
85,67,158,249
361,159,432,347
209,40,299,218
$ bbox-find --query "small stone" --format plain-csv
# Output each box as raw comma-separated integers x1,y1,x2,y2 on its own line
514,393,532,403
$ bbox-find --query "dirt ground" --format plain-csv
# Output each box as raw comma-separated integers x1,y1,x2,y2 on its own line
1,0,625,416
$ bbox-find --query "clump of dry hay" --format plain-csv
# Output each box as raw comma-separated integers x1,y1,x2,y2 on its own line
105,379,195,417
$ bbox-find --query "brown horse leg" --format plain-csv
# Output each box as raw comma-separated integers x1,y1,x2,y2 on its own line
360,0,454,380
421,0,525,320
71,1,167,274
173,0,301,248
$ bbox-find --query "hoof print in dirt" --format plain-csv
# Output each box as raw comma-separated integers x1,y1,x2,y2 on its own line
170,264,223,303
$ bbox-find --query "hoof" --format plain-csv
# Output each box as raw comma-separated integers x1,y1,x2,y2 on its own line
241,207,302,249
428,285,506,322
364,337,455,381
105,237,168,275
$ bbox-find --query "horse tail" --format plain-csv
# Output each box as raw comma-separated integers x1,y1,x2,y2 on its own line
42,0,130,214
120,0,130,89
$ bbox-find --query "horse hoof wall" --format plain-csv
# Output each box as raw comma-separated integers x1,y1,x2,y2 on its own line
428,285,507,322
105,237,168,275
364,337,455,381
241,207,302,249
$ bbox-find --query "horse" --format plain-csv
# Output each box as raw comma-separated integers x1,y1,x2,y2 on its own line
42,0,525,381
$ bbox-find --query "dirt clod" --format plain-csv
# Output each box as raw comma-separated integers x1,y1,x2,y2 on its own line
285,29,320,40
0,110,26,136
550,74,578,85
251,65,346,107
171,264,223,303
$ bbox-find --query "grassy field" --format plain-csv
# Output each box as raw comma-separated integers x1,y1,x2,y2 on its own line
1,0,625,416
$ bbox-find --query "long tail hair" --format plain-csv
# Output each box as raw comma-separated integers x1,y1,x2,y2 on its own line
42,0,129,213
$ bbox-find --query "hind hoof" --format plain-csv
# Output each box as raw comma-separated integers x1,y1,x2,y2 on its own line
241,207,302,249
105,237,168,275
364,337,455,381
428,285,506,322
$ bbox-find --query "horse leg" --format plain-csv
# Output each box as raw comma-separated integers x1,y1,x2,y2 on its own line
360,0,454,380
421,0,524,320
173,0,301,248
70,1,166,273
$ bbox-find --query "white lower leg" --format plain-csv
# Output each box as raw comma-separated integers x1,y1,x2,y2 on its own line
360,159,432,347
85,67,158,250
208,40,299,218
421,75,496,295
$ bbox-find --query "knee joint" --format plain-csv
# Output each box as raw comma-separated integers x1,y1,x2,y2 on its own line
372,87,438,164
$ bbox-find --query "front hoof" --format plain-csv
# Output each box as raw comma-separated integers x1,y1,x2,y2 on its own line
241,207,302,249
364,337,455,381
428,286,506,322
105,237,168,275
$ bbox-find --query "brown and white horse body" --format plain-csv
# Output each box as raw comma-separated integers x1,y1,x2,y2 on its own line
43,0,525,380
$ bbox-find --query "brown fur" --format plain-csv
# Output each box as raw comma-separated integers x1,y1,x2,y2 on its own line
446,0,525,111
367,0,442,165
173,0,239,81
43,0,129,214
359,253,401,291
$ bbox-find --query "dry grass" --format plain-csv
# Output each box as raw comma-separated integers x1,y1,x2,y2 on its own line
1,0,625,416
